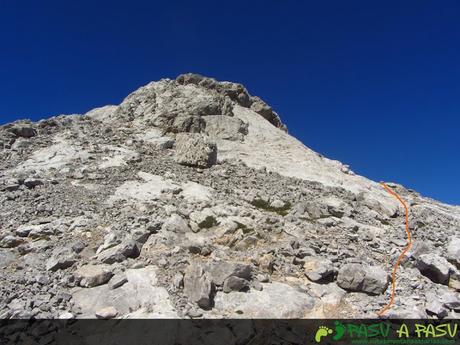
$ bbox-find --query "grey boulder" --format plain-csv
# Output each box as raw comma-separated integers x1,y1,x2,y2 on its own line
206,261,253,286
9,125,37,138
174,133,217,168
74,264,114,288
337,263,388,295
97,240,140,264
223,276,249,293
184,261,214,309
425,296,448,318
303,257,336,283
46,248,77,271
416,254,452,285
0,235,24,248
95,306,118,319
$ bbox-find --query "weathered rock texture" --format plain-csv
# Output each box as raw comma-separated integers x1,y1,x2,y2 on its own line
0,73,459,321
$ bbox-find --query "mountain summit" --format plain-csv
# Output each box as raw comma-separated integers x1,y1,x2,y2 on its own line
0,74,459,321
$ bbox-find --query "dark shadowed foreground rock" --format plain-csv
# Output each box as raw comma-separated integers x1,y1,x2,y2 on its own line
174,133,217,168
337,263,388,295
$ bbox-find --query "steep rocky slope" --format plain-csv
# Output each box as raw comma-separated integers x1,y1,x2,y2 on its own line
1,74,459,320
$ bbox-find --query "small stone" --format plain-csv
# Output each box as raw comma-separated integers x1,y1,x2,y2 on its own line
256,273,270,283
58,312,75,320
295,247,316,259
200,246,212,256
173,272,184,288
158,138,175,150
162,214,190,233
188,244,201,254
17,243,32,255
157,258,168,268
440,291,460,311
95,306,118,319
189,209,218,232
186,308,203,318
108,273,128,290
24,178,44,189
303,257,336,283
46,248,77,271
252,280,263,291
258,254,275,273
0,235,24,248
97,240,140,264
71,241,86,253
36,275,50,285
28,225,53,239
206,261,253,286
74,265,113,288
4,184,20,192
223,276,249,293
426,299,448,318
130,228,151,244
131,261,146,269
15,226,33,238
56,291,72,302
270,200,285,209
449,272,460,291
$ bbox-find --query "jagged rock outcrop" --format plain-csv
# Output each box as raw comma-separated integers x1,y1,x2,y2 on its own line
0,74,459,321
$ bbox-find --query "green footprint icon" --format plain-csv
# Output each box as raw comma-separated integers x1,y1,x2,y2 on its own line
333,321,346,341
315,326,333,343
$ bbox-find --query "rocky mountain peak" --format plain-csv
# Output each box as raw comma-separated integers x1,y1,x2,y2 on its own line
0,74,460,322
87,73,286,135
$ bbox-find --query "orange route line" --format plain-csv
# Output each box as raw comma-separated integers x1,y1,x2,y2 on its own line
377,182,413,317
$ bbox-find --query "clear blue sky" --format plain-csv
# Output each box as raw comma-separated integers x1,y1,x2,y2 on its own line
1,1,459,205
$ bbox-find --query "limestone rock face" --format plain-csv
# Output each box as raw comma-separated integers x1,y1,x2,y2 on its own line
1,73,460,320
203,115,248,141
